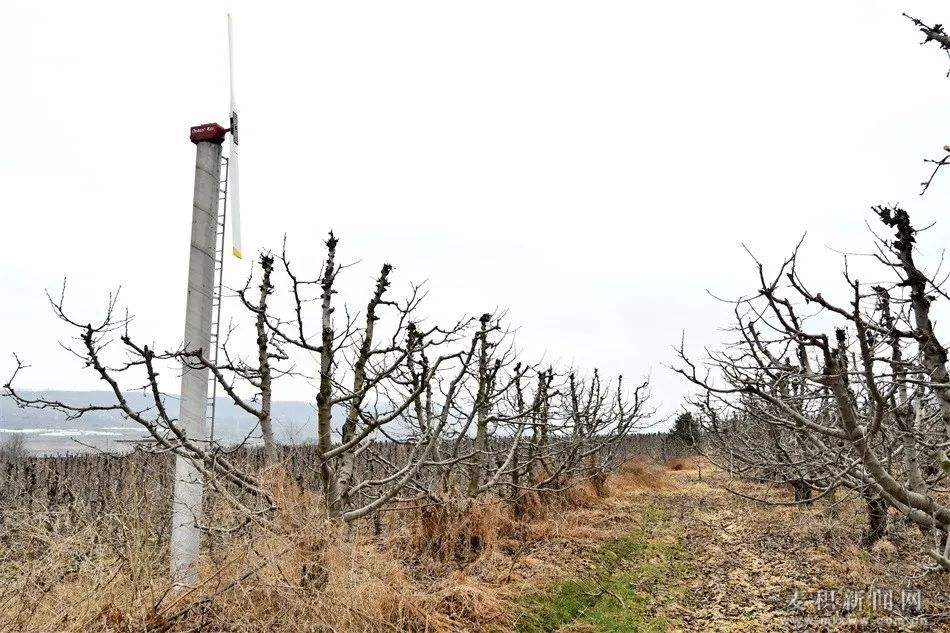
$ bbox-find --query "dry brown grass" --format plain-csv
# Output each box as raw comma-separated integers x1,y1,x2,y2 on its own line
513,488,546,520
199,469,454,632
4,461,668,633
14,457,944,631
1,467,447,632
403,497,507,564
618,458,672,489
665,455,701,471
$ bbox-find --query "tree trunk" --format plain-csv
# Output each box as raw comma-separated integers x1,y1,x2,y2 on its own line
792,479,812,504
317,235,339,513
863,492,888,547
336,264,391,508
468,314,491,496
256,254,277,465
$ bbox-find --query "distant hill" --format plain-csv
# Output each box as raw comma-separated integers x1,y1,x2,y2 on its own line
0,389,330,455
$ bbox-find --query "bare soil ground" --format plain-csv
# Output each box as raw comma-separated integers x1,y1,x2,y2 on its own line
514,459,950,632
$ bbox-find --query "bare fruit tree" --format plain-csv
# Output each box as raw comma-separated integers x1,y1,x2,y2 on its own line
673,11,950,568
677,208,950,562
5,232,654,577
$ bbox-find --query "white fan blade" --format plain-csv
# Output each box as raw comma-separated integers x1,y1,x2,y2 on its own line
229,134,242,259
227,13,243,259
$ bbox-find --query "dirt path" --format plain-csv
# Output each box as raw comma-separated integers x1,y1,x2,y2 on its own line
660,470,950,631
654,474,834,631
514,464,950,632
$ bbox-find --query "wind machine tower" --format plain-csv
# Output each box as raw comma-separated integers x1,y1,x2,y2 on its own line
171,14,243,585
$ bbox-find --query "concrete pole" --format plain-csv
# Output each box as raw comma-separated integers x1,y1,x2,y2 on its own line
170,138,222,585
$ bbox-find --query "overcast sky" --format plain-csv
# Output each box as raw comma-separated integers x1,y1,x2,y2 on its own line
5,1,950,419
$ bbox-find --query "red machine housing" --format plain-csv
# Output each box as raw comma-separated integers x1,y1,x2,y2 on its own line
190,122,229,144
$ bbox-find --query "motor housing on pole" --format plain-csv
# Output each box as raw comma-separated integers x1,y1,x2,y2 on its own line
190,123,229,144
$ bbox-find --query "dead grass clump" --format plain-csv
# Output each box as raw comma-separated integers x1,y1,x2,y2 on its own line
871,538,899,559
0,511,127,632
528,467,612,512
215,528,452,632
167,471,455,632
561,481,601,509
617,459,670,490
513,488,546,520
665,455,701,471
431,571,514,629
407,498,506,564
590,470,609,497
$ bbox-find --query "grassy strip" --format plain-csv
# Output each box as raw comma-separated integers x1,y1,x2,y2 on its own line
514,506,686,633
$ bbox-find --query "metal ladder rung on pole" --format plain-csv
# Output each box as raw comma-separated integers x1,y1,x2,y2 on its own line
207,155,229,445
